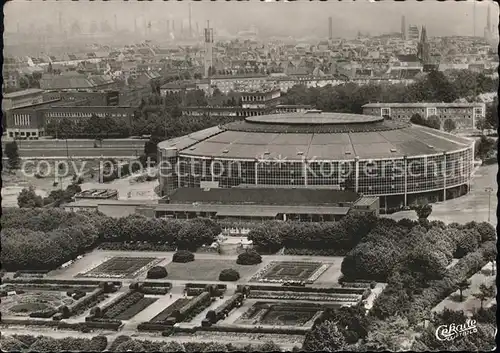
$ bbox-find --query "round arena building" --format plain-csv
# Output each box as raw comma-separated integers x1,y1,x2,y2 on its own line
158,111,474,208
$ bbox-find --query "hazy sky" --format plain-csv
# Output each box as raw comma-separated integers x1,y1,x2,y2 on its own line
4,0,498,38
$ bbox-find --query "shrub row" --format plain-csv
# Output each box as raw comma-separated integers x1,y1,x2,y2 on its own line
284,248,350,256
236,284,365,295
206,293,244,324
185,283,227,290
171,292,211,323
64,288,106,318
0,318,122,331
29,309,58,318
0,278,120,286
97,242,178,252
140,287,170,295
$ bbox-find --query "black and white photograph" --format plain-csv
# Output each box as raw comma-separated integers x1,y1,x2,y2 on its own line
0,0,498,351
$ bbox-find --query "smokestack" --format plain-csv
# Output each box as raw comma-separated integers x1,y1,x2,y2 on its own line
401,15,406,40
196,22,199,36
134,18,137,33
487,3,491,32
328,17,333,40
172,20,175,34
166,19,170,33
114,14,118,32
473,1,476,37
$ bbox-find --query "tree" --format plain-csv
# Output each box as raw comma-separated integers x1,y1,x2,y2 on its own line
203,342,228,352
5,141,20,170
482,245,497,275
443,118,456,132
473,284,495,309
414,203,432,219
303,320,346,352
485,98,498,130
115,340,145,352
457,279,471,302
17,186,43,208
410,113,426,125
160,341,186,352
476,117,492,134
475,135,495,161
426,115,441,130
256,341,282,351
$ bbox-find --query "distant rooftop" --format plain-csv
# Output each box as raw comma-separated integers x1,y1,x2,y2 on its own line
3,88,44,99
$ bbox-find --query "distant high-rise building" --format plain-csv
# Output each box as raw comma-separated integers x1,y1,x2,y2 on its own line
408,25,419,41
204,21,214,79
484,3,492,40
401,15,406,40
328,17,333,40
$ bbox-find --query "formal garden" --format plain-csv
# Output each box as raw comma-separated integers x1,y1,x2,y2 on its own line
0,207,496,351
78,257,163,279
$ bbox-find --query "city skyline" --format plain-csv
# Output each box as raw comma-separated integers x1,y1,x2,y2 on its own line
4,0,498,39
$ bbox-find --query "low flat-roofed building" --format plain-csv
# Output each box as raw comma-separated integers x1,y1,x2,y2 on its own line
2,88,45,111
63,199,157,218
155,187,379,222
362,102,485,130
74,188,119,200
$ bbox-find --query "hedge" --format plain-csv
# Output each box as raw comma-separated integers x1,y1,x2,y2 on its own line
67,288,106,317
207,293,244,324
185,283,227,290
0,318,122,331
236,250,262,265
0,278,121,286
236,284,365,295
141,281,172,288
140,287,170,295
175,292,211,322
29,309,58,318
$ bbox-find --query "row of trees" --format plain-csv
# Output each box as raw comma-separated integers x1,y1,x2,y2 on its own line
247,213,378,253
17,184,82,208
282,70,498,114
341,218,496,282
1,209,222,271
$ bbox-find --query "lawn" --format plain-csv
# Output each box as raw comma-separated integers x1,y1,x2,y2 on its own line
165,259,260,281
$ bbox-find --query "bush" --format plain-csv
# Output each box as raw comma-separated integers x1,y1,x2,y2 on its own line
146,266,168,279
172,250,195,263
219,269,240,282
236,249,262,265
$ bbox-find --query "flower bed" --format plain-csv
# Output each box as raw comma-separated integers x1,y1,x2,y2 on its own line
284,248,349,256
101,292,145,319
248,290,362,303
114,297,158,320
250,261,330,284
79,257,163,279
237,284,365,295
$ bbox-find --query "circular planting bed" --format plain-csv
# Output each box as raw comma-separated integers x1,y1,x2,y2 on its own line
1,291,74,316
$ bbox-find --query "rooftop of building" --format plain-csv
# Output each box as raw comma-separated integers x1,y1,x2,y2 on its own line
362,102,485,108
164,187,361,206
3,88,44,98
158,111,472,161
